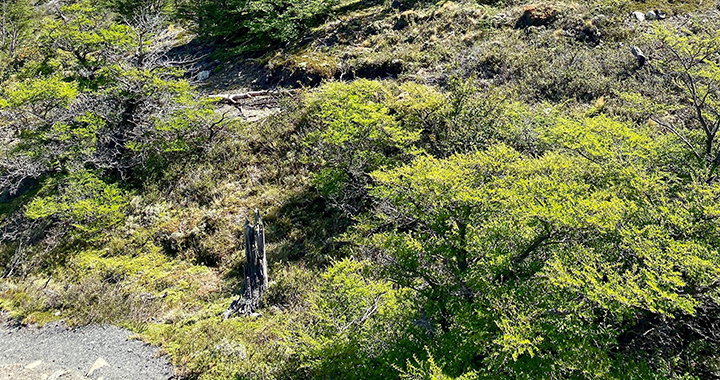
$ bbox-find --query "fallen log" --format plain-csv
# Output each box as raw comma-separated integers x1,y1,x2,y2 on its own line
209,89,298,104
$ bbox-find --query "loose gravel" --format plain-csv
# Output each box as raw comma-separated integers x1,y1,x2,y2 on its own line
0,315,175,380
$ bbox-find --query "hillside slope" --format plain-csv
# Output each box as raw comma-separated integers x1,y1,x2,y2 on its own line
2,0,720,379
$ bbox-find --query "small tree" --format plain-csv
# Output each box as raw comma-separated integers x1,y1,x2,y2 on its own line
0,1,218,191
302,80,423,216
0,0,34,58
0,2,221,274
651,25,720,177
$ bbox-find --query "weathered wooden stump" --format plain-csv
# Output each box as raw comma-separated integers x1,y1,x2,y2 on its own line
224,210,268,318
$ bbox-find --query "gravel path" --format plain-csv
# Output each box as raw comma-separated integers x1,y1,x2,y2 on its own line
0,314,175,380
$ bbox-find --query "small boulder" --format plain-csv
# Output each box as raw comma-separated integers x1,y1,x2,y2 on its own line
197,70,210,81
656,10,667,19
645,10,658,20
631,46,646,67
631,11,645,21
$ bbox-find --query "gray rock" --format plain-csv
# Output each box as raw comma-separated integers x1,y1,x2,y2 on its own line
197,70,210,81
646,10,657,20
632,11,645,21
656,10,667,19
631,46,646,67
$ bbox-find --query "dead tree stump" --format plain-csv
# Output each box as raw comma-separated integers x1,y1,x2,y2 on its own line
224,210,268,318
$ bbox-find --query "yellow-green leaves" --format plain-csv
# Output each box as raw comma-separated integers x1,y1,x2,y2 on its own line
44,1,132,71
543,116,656,165
25,172,128,237
361,113,720,376
303,80,430,213
1,76,78,111
306,79,422,149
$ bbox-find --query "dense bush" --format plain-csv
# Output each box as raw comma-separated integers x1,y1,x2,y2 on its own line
359,115,719,378
301,79,423,215
0,1,220,276
177,0,339,47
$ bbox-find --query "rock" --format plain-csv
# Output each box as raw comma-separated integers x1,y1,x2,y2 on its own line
632,11,645,21
249,312,262,319
646,10,657,20
86,357,109,377
631,46,646,67
656,10,667,19
491,12,509,27
197,70,210,81
25,360,42,369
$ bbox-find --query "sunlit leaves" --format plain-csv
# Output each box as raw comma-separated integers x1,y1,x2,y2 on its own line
25,171,128,237
360,114,720,377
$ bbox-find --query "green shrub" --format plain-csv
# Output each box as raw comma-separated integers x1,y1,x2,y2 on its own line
178,0,339,48
25,171,129,238
358,115,720,378
286,258,418,380
302,79,423,215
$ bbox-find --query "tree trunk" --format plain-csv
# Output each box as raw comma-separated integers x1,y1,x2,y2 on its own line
224,210,268,318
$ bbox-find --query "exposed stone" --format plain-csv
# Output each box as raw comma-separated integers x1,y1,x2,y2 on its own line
86,357,109,377
632,11,645,22
646,10,658,21
631,46,646,67
48,370,71,380
197,70,210,81
656,10,667,19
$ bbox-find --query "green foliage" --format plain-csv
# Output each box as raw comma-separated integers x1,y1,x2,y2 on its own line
179,0,338,48
648,23,720,177
400,350,478,380
303,79,423,214
5,2,720,380
0,0,216,192
1,75,79,109
282,258,417,380
44,1,133,75
25,171,128,237
358,115,720,378
0,0,35,60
